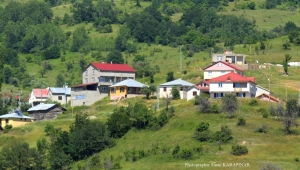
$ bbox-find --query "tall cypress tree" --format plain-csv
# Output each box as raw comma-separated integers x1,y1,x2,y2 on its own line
0,47,7,116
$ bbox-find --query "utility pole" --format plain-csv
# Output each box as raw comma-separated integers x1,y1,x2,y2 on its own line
299,83,300,104
180,46,182,73
18,90,22,110
156,86,159,110
64,82,68,108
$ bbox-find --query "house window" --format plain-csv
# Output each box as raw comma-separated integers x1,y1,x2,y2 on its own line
92,69,95,75
208,71,212,76
85,78,88,83
92,77,95,82
217,56,222,61
20,118,22,120
214,93,223,98
101,86,107,92
111,88,115,93
5,119,9,124
193,91,197,96
58,96,62,100
221,71,226,74
236,93,246,97
85,70,88,76
218,83,223,88
233,83,240,88
99,77,105,82
120,87,125,92
163,87,167,92
180,87,183,91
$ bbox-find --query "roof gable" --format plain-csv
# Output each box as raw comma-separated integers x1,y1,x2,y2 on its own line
49,87,71,95
209,72,255,83
256,93,280,103
204,61,244,72
160,78,194,86
90,62,136,73
33,89,49,98
110,79,147,88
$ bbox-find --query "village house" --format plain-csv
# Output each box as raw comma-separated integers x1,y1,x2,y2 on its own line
110,79,147,100
27,103,65,120
209,72,256,98
212,50,248,70
0,110,34,129
71,62,136,106
159,78,196,100
203,61,244,80
255,85,272,97
28,88,49,106
48,87,71,105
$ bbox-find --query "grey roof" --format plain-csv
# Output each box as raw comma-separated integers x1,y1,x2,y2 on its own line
160,78,194,86
49,87,71,95
110,79,148,88
27,104,56,112
0,111,35,119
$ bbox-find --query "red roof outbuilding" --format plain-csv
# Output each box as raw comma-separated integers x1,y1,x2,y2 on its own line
209,72,255,83
90,62,136,73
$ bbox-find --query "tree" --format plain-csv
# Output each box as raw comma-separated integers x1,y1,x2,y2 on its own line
106,50,124,64
0,140,37,170
196,95,211,113
171,86,180,100
166,72,174,82
140,85,156,99
284,21,297,34
56,74,65,87
222,94,238,118
107,107,132,138
283,99,298,134
265,0,276,9
283,54,292,75
0,47,6,91
39,68,47,78
71,26,91,52
248,2,256,10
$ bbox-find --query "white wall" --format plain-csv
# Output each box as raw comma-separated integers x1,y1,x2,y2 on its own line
186,88,200,101
159,86,191,99
255,86,270,97
209,82,256,98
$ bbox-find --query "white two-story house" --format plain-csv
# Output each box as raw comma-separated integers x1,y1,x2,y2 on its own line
71,62,136,106
209,72,256,98
212,50,248,70
203,61,244,80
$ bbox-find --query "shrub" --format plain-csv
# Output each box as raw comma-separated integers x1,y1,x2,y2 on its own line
249,99,258,106
231,145,248,156
172,144,180,158
211,104,220,114
179,149,193,159
255,123,268,133
3,124,13,133
214,125,233,144
196,95,211,113
237,117,246,126
194,131,211,142
44,124,55,136
295,158,299,162
262,112,269,118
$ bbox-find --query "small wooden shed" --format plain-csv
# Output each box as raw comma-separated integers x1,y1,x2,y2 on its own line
27,104,65,120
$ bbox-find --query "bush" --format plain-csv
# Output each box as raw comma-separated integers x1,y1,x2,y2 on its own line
44,124,55,136
237,117,246,126
214,125,233,144
194,131,211,142
211,104,220,114
196,95,211,113
3,124,13,133
255,123,268,133
172,144,180,158
249,99,258,106
295,158,299,162
262,112,269,118
179,149,193,159
231,145,248,156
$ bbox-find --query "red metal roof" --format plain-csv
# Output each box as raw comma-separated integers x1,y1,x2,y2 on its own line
256,93,280,103
203,61,244,72
91,62,136,73
33,89,49,98
71,82,98,88
209,72,255,83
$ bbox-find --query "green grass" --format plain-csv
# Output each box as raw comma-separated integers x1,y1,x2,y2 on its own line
69,98,300,170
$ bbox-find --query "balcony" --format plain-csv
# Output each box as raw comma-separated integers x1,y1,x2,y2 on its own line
98,81,113,86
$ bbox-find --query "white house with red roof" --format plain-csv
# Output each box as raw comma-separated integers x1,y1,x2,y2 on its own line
203,61,244,80
209,72,256,98
71,62,136,106
29,88,49,106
